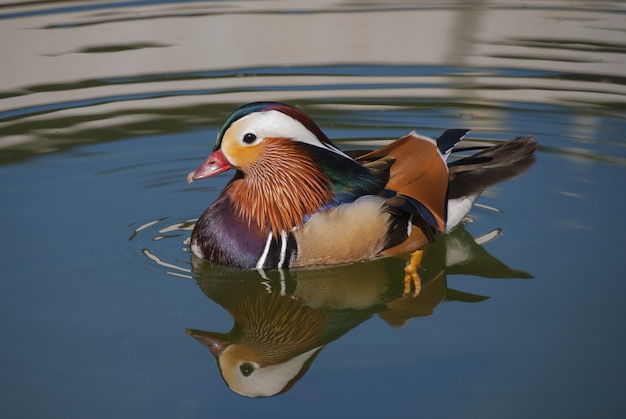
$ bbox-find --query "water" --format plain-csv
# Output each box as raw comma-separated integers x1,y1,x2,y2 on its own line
1,1,625,418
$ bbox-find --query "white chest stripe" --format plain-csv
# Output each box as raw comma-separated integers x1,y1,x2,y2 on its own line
278,230,288,268
256,231,273,269
256,230,291,269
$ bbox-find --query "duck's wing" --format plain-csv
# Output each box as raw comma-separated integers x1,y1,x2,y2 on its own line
356,132,458,254
357,132,450,231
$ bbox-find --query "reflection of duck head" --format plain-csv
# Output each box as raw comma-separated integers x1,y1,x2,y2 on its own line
187,225,532,397
186,298,325,396
186,279,375,397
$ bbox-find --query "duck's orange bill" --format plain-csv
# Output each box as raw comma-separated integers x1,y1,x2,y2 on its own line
187,149,233,183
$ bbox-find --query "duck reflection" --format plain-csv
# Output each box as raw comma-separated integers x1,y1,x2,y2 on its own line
186,224,531,397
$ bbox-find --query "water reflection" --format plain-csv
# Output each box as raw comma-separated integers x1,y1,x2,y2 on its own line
2,0,624,416
2,1,624,166
187,225,531,397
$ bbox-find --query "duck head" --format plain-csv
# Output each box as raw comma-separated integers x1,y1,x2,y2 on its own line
187,102,357,235
187,102,350,180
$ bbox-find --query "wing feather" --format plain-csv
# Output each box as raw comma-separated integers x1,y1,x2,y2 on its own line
357,132,449,231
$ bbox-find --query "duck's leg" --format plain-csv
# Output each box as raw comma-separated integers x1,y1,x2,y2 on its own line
403,249,424,296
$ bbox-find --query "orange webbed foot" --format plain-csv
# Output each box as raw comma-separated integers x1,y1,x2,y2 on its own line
403,249,424,297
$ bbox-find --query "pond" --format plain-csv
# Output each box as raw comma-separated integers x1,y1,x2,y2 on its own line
1,1,625,418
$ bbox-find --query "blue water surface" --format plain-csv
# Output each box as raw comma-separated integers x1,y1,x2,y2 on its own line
1,1,625,418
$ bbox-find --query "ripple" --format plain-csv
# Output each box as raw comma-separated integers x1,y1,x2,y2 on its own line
128,217,195,278
1,65,623,167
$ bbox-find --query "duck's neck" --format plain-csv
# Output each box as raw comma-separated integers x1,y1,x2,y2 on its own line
226,146,334,236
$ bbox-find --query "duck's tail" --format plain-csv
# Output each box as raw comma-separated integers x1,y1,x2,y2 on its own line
445,136,537,231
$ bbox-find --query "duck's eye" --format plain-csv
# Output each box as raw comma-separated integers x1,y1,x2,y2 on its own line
239,363,255,377
242,133,257,144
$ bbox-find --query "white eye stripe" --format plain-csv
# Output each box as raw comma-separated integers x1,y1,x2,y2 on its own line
233,110,352,160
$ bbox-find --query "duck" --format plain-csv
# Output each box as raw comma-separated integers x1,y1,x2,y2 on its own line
187,101,536,270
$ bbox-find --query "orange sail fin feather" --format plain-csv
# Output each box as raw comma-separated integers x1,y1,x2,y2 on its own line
357,132,449,231
187,102,536,269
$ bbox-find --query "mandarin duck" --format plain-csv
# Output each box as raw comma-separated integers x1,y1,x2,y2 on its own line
187,102,537,269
